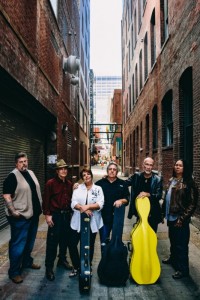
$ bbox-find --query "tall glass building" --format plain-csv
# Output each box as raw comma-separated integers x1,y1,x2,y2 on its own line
94,75,122,123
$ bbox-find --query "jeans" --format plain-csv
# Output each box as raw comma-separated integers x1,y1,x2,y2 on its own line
7,215,39,278
99,224,112,253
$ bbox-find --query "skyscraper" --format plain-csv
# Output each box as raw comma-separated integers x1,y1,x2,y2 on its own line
94,75,122,123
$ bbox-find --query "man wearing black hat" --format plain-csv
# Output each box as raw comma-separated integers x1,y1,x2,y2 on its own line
43,159,74,281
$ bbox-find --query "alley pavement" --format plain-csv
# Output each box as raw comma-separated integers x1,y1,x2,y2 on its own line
0,166,200,299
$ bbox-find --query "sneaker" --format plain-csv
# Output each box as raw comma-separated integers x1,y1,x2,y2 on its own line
69,269,78,278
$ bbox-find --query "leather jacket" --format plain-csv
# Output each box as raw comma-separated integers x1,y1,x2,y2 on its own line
126,172,163,224
163,177,198,223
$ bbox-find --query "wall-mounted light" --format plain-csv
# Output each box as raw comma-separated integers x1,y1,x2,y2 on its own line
62,122,68,135
49,131,57,142
63,55,80,75
70,75,79,86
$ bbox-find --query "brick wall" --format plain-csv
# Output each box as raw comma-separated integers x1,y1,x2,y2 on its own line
0,0,82,177
122,0,200,213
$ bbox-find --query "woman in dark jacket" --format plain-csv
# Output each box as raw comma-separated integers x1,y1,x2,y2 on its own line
162,159,198,279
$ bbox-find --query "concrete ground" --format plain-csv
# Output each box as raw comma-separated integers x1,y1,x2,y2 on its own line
0,166,200,299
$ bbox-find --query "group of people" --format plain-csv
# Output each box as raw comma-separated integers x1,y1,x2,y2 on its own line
2,152,198,285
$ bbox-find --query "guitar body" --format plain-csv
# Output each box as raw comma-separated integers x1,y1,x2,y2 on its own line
79,213,91,293
97,205,129,286
130,197,161,284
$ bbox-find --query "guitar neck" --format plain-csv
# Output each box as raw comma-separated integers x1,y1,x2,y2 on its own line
111,205,125,240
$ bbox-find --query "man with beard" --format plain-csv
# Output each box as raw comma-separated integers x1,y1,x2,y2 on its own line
3,152,42,284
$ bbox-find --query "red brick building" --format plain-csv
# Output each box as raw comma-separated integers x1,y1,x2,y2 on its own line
122,1,200,213
0,0,90,228
110,89,123,166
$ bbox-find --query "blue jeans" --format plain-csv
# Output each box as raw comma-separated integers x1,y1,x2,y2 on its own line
7,215,39,278
99,224,112,253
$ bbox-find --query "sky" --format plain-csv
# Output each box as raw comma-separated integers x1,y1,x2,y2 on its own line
90,0,123,76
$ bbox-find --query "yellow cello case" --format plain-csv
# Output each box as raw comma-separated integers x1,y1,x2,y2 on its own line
130,197,161,284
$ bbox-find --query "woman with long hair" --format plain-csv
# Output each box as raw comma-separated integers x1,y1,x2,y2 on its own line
162,159,198,279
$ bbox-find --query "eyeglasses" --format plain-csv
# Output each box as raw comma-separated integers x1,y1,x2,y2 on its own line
108,168,117,171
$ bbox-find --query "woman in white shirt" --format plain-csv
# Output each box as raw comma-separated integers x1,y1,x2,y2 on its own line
69,168,104,277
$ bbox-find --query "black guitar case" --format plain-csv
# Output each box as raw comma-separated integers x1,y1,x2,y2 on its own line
79,212,91,293
97,205,129,286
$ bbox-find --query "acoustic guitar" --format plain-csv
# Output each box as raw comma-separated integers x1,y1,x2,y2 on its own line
97,205,129,286
130,197,161,284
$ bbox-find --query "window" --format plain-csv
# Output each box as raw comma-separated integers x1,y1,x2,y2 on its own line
66,130,72,165
152,105,158,149
130,132,134,167
136,126,139,156
131,25,134,58
135,64,138,99
150,9,156,67
160,0,169,46
140,121,143,149
130,0,133,20
80,104,84,128
125,94,128,122
139,50,143,91
134,10,137,48
61,17,68,47
132,73,135,106
133,130,136,168
145,114,149,152
144,32,148,81
126,137,130,163
138,0,142,30
179,67,193,168
162,91,173,146
84,113,87,133
129,85,132,113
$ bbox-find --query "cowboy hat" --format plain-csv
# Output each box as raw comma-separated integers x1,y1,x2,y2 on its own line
55,159,68,169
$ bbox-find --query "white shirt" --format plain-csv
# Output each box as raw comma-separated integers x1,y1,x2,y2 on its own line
70,183,104,233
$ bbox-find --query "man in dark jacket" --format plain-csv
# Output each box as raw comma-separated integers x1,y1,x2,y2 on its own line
96,162,130,252
126,157,163,232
